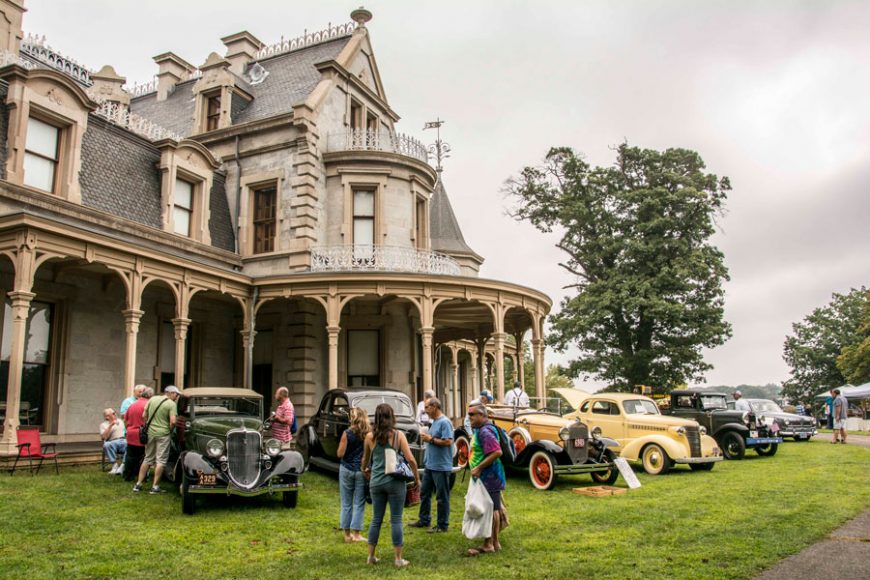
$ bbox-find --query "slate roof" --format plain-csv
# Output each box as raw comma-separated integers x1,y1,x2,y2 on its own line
429,176,483,263
129,36,352,136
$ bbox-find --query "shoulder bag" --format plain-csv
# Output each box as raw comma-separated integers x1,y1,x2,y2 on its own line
139,397,169,445
384,431,415,482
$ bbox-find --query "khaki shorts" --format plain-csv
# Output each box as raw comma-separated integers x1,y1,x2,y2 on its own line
833,419,846,430
144,435,171,466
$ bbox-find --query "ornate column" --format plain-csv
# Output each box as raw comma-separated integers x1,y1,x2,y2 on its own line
475,337,488,398
421,327,434,396
451,358,460,420
240,328,256,390
122,309,144,398
469,348,479,400
327,325,340,390
171,318,191,389
532,338,545,402
1,290,35,452
493,333,506,402
514,332,525,389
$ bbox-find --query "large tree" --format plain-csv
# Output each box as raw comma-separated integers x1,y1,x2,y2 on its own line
507,144,732,393
837,290,870,385
782,287,868,403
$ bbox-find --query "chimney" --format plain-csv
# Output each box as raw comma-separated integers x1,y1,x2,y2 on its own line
0,0,25,54
153,52,195,101
91,65,129,108
221,31,264,76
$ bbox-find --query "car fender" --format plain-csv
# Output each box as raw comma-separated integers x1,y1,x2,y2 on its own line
598,436,619,449
182,451,217,477
619,435,688,462
713,423,749,439
516,439,567,466
268,450,306,477
453,426,471,441
301,423,321,452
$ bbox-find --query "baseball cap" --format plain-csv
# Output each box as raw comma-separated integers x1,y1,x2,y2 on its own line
164,385,180,395
734,390,742,397
480,389,494,402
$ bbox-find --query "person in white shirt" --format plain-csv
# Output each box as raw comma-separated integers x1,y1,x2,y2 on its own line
416,389,435,428
505,381,530,408
100,408,127,475
733,390,751,412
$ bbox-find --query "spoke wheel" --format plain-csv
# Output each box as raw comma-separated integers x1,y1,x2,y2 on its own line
720,431,746,460
510,431,528,455
590,450,619,484
454,436,470,468
641,444,672,475
528,450,556,490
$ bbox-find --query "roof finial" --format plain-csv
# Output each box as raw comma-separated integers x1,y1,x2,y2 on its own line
351,7,373,28
424,118,451,173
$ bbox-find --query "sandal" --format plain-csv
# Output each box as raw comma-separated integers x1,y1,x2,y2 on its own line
367,556,379,565
466,546,495,557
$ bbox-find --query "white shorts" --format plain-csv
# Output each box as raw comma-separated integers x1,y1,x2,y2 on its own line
833,419,846,430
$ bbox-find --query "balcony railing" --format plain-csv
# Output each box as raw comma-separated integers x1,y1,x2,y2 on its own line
310,245,461,276
326,129,430,165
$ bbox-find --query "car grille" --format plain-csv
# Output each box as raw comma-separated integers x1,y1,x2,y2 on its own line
226,429,261,490
685,426,701,457
791,424,814,433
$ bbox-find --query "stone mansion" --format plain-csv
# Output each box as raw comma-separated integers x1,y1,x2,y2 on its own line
0,2,550,454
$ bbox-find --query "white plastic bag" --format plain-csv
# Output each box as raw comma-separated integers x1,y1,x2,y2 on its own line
462,478,494,540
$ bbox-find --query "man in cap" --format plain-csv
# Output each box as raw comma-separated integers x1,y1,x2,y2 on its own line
505,380,530,408
733,390,751,412
416,389,436,428
133,385,180,494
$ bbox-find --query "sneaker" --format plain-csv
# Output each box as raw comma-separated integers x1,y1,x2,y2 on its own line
132,483,143,493
394,559,410,568
407,520,428,528
427,527,448,533
149,486,167,494
366,556,379,565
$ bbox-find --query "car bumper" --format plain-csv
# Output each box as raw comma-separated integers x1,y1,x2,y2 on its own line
746,437,783,445
673,456,723,465
553,460,614,475
188,481,303,497
780,430,816,438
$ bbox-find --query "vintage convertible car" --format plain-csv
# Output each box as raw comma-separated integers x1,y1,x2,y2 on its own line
727,399,817,441
297,388,424,471
453,406,620,490
169,387,305,515
565,393,722,475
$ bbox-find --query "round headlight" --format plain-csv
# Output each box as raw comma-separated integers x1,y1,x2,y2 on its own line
558,427,570,441
699,425,707,435
784,419,791,426
265,438,281,457
676,426,686,436
591,426,602,439
206,438,224,458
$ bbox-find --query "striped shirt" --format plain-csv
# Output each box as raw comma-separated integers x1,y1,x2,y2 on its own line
272,399,295,442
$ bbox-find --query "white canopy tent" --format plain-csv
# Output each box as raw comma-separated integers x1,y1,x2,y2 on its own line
814,382,870,400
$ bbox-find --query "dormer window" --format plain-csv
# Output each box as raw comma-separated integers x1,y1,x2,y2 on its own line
23,117,61,193
173,178,195,236
205,93,221,132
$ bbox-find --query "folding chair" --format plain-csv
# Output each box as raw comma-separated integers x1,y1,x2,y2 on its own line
11,427,59,476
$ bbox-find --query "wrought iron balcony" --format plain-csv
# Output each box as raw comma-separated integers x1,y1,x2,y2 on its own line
325,129,430,165
310,245,461,276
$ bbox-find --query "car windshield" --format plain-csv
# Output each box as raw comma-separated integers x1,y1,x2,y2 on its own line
544,395,577,416
623,399,659,415
700,395,728,410
750,400,783,413
355,395,414,418
190,396,261,418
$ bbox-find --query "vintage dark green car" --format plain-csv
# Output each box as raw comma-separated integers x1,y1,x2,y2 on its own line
169,387,305,515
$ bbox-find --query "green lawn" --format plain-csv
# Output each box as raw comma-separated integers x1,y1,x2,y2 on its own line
1,440,867,579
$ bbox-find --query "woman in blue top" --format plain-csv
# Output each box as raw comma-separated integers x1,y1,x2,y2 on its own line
337,407,370,543
361,403,420,567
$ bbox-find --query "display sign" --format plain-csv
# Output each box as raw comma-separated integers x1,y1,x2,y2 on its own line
613,457,641,489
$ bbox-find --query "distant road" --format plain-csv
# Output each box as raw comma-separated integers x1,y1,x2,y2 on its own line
814,432,870,449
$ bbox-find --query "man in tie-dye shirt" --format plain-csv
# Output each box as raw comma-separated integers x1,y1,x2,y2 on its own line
467,401,505,555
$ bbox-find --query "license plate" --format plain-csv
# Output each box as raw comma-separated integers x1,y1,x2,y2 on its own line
573,438,585,448
197,471,216,486
799,433,808,439
750,430,758,438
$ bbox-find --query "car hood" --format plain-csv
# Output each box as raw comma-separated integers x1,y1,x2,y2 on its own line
758,411,815,424
622,414,700,429
550,388,590,411
494,410,571,428
191,416,263,438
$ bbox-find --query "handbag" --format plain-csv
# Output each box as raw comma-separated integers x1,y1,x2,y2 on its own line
384,431,415,482
139,397,169,445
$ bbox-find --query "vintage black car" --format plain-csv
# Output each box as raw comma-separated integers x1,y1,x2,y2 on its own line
664,390,783,460
168,388,305,515
454,408,620,491
727,399,817,441
297,388,424,471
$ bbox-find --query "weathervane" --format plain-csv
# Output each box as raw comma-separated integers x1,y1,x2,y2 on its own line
423,118,451,173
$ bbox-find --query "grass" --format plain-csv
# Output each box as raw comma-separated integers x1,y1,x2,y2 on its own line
0,441,868,579
817,428,870,436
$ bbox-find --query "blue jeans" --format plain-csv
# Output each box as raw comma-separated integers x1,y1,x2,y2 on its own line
103,439,127,463
367,479,406,547
339,465,366,531
417,469,451,529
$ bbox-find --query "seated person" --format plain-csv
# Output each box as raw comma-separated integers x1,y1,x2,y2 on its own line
100,408,127,475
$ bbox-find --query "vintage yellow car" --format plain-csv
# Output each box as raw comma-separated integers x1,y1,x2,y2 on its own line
564,393,722,475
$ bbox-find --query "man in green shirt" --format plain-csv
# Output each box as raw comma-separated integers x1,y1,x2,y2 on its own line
133,385,179,494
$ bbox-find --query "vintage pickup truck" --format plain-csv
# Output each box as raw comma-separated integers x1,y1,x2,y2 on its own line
662,390,783,460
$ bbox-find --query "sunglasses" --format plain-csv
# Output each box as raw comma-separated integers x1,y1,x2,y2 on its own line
467,411,483,417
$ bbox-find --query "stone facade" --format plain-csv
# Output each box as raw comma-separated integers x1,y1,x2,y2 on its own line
0,4,550,454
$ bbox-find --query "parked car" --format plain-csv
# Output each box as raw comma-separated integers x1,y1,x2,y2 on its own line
664,390,783,460
296,388,424,471
452,406,620,490
726,399,817,441
565,393,722,475
168,387,305,515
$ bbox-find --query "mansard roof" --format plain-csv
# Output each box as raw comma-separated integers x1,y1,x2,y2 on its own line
429,177,483,264
129,36,352,136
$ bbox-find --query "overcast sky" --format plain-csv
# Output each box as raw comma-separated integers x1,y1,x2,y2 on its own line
23,1,870,389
